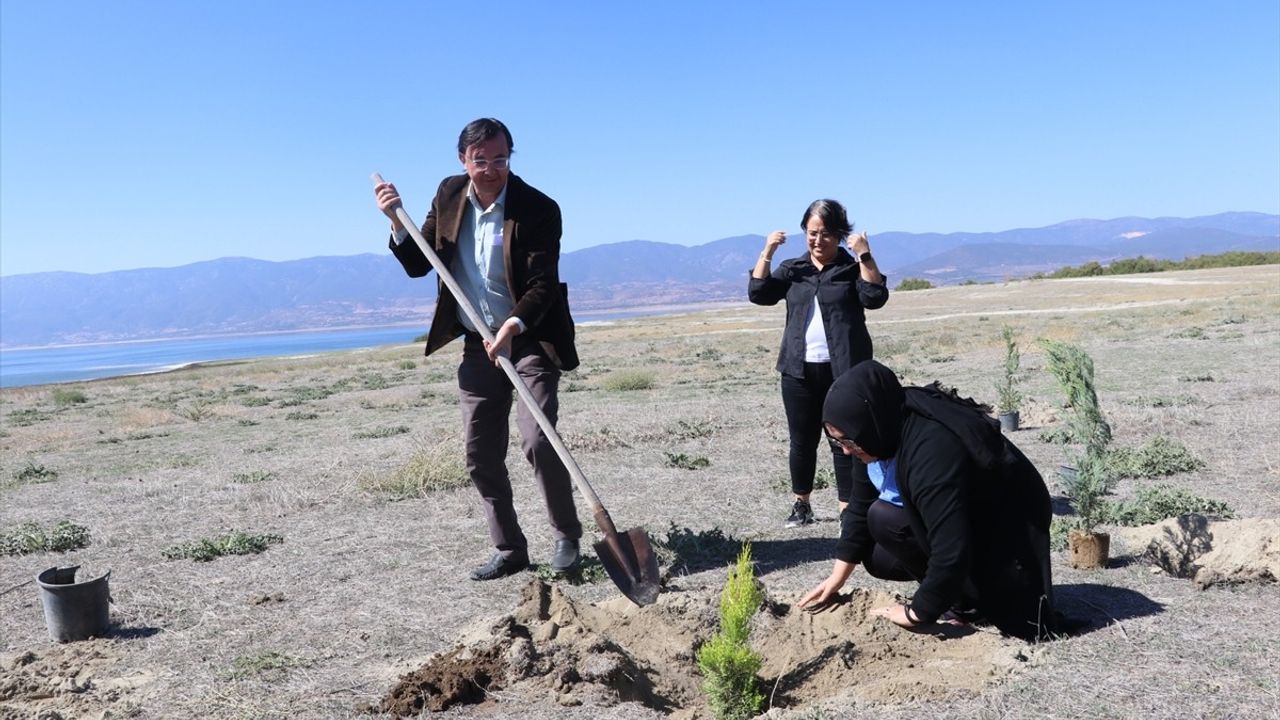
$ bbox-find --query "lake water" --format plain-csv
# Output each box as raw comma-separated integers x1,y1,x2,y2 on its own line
0,307,700,388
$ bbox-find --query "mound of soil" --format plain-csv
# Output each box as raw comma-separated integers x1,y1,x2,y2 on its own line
1114,515,1280,588
375,579,1030,717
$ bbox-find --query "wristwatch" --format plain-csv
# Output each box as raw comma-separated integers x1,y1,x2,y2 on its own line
859,251,873,263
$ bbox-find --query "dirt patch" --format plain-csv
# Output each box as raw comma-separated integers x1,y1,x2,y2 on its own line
0,640,151,720
1113,516,1280,588
374,579,1031,717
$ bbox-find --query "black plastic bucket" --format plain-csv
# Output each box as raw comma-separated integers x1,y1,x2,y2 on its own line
36,566,111,642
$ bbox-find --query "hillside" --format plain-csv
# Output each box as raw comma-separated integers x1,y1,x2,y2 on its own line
1,212,1275,347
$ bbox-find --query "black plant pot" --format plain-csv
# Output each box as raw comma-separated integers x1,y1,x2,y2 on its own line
998,411,1020,432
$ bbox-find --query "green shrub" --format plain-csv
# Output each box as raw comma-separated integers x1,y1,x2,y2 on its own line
363,442,469,499
285,411,319,421
1102,484,1234,527
13,461,58,484
697,544,764,720
895,277,934,291
51,388,88,406
177,401,215,422
232,471,276,484
534,554,608,585
602,370,657,391
353,425,411,439
397,360,417,370
654,524,741,575
665,452,711,470
0,521,91,556
162,531,283,562
1105,436,1205,479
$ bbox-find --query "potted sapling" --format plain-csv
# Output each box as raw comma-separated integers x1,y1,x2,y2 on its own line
994,325,1024,432
1063,447,1113,568
1039,338,1115,568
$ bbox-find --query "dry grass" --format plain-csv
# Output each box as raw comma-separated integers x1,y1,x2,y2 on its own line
1,264,1278,719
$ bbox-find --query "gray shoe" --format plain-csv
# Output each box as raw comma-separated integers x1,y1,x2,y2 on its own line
550,539,580,573
785,499,815,528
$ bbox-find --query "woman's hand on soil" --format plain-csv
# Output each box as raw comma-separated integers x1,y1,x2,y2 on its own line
797,575,843,611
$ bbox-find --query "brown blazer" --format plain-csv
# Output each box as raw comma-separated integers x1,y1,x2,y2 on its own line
390,173,579,371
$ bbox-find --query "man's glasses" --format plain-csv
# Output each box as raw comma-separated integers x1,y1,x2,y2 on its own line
470,157,510,171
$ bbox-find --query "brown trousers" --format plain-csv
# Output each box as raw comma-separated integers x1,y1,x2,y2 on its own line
457,335,582,558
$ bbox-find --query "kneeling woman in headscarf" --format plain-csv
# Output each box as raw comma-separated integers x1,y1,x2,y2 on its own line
796,360,1056,641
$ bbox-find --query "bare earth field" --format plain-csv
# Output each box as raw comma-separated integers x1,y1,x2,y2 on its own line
2,264,1278,719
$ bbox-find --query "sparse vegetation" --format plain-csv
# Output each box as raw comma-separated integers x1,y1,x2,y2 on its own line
226,651,312,680
1105,436,1205,480
51,387,88,406
1036,250,1280,279
665,452,711,470
1102,484,1234,527
232,470,277,484
353,425,411,439
177,401,215,422
895,277,934,291
397,360,417,370
654,524,741,575
0,521,91,556
696,543,764,720
162,531,284,562
285,411,320,421
602,370,657,391
13,461,58,485
534,554,608,585
362,441,469,499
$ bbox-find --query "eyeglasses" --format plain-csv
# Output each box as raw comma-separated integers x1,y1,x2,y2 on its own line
823,426,861,453
469,157,510,171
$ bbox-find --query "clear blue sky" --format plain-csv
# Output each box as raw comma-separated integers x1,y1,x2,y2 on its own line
2,1,1278,276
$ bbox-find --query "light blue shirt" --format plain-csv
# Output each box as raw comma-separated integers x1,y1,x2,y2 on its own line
452,183,515,332
867,456,903,507
392,181,523,334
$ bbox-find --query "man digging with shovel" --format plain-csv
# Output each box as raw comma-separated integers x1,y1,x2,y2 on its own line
374,118,582,581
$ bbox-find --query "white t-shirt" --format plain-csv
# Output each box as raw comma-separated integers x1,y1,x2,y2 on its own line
803,301,830,363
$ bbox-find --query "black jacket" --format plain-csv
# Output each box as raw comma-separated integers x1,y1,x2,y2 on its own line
389,174,578,371
747,248,889,378
835,411,1054,641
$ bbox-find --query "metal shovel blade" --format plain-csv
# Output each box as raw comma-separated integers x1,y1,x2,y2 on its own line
593,524,661,607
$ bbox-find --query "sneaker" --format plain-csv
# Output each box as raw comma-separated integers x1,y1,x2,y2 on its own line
785,499,815,528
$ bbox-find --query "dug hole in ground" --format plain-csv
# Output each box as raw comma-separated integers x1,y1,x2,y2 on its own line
372,577,1036,718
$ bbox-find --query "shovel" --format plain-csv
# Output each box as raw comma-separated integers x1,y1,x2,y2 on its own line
372,173,660,606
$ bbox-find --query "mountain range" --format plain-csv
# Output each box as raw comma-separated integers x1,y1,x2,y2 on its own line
2,212,1276,348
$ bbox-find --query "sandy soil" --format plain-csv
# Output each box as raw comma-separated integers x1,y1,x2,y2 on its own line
1,264,1278,719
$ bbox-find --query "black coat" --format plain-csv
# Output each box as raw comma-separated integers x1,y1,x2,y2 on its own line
825,362,1056,641
389,174,578,371
747,248,889,378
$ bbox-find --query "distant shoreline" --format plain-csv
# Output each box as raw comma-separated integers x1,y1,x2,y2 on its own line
0,302,750,352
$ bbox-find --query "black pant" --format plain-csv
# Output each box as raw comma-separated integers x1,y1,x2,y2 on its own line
861,499,929,581
780,363,866,500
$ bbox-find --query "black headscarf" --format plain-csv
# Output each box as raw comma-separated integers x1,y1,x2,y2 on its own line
821,360,905,458
823,360,1005,467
